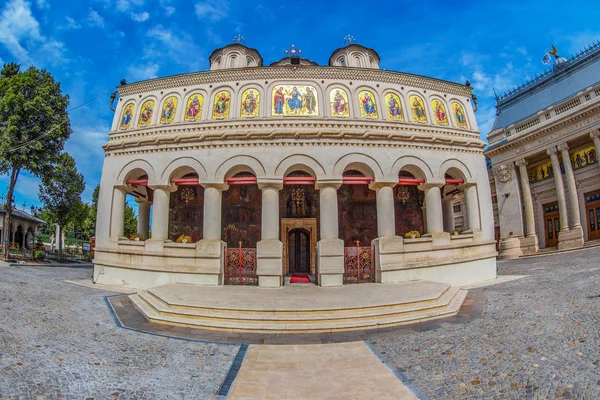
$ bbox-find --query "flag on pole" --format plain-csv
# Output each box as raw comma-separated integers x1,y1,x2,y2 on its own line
542,52,552,65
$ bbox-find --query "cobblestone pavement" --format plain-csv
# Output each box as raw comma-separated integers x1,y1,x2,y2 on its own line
372,247,600,399
0,266,239,400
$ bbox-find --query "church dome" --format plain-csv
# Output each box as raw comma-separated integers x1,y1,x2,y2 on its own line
329,44,380,69
209,44,263,70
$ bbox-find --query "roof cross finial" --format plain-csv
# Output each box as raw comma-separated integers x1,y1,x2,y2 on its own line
344,34,356,45
285,44,302,58
232,34,246,45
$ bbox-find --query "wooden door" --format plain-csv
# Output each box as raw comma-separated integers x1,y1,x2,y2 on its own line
586,191,600,240
544,202,560,247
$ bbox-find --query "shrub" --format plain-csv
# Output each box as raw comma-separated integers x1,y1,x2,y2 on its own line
404,230,421,239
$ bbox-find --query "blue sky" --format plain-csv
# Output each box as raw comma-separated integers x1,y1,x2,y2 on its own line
0,0,599,212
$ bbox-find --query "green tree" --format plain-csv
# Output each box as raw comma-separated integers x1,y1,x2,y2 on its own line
38,154,84,260
66,200,92,240
82,185,100,238
0,63,71,259
124,202,137,238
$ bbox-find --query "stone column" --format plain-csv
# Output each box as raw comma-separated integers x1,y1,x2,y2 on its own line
136,200,151,239
202,186,223,241
375,185,396,238
110,187,127,240
149,185,174,241
558,143,582,229
464,184,481,232
515,159,539,253
591,130,600,165
442,198,455,233
547,147,569,232
256,183,283,288
424,185,444,234
317,182,344,287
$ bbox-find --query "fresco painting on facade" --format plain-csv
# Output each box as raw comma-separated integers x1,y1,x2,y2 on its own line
137,100,154,127
385,93,404,121
528,160,554,183
169,184,204,243
359,90,378,118
452,101,468,128
240,89,260,117
120,103,134,129
271,85,319,116
330,88,350,117
160,96,178,124
184,94,204,121
410,95,427,123
432,99,449,125
212,90,231,119
570,144,598,171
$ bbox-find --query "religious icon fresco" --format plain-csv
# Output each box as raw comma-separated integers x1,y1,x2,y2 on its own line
358,90,378,118
137,100,155,127
240,88,260,117
451,101,468,128
184,94,204,121
169,184,204,243
329,88,350,117
432,99,449,125
160,96,178,124
212,90,231,119
271,85,319,116
385,93,404,121
120,103,135,129
528,160,554,183
570,144,598,171
410,95,427,123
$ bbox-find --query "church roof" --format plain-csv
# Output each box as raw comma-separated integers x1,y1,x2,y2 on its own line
490,41,600,132
0,207,46,224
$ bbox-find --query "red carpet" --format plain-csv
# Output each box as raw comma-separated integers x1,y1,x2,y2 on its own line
289,273,311,284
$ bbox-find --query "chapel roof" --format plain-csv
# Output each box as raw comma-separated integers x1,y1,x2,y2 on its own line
0,207,46,224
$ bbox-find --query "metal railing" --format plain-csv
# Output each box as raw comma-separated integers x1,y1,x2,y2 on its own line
343,243,375,284
224,243,258,285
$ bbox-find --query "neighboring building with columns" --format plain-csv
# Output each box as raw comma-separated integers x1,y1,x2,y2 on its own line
93,41,496,289
486,41,600,258
0,207,45,251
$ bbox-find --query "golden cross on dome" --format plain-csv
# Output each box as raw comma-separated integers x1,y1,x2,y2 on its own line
344,34,356,45
285,44,302,57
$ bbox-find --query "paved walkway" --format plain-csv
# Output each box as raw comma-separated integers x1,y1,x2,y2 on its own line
228,343,418,400
3,247,600,399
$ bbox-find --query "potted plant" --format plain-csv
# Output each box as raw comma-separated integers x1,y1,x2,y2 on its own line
405,230,421,239
176,234,193,244
129,233,145,241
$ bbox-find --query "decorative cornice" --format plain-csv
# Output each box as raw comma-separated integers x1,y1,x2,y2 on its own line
104,139,485,158
118,66,472,97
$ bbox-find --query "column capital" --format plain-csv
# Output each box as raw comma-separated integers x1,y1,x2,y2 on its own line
369,181,397,190
557,142,569,152
514,158,527,167
316,180,342,190
257,179,283,190
148,184,177,192
114,184,133,193
590,130,600,139
546,146,559,156
419,181,445,190
200,183,229,191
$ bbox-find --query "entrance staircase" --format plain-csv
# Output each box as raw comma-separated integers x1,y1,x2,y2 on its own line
129,281,467,333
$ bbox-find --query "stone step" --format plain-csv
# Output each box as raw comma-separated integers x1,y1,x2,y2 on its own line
129,289,467,333
136,286,460,323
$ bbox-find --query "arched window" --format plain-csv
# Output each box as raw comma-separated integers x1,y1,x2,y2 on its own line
229,56,237,68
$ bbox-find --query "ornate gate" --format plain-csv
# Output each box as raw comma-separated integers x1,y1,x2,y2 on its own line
343,244,375,284
224,244,258,285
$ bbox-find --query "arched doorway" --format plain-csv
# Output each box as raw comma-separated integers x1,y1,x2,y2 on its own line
288,228,310,274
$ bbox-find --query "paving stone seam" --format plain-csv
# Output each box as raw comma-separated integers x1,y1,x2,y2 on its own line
364,340,430,400
216,344,249,397
104,294,240,347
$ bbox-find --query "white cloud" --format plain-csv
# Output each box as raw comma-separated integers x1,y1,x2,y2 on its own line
145,25,205,71
87,8,104,27
195,0,229,21
64,16,81,30
160,0,175,16
0,0,60,65
35,0,49,9
127,62,159,81
131,11,149,22
116,0,145,12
